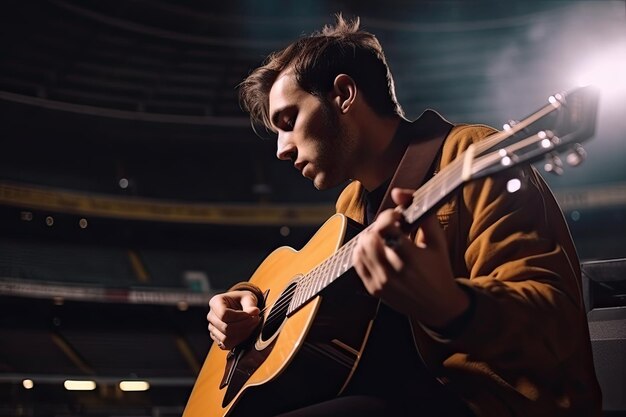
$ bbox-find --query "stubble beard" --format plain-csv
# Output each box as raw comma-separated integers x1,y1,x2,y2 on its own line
311,100,354,190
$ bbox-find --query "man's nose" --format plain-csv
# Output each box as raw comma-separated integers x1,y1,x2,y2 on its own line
276,133,297,161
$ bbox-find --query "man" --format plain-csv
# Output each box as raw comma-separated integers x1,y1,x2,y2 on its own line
206,15,601,417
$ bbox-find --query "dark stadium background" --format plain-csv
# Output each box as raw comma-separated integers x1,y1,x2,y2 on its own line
1,1,624,416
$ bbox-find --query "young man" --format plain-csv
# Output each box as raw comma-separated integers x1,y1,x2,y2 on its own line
206,15,601,417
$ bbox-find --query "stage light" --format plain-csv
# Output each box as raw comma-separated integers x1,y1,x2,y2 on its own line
64,380,96,391
119,178,129,189
574,42,626,93
119,380,150,392
22,379,34,389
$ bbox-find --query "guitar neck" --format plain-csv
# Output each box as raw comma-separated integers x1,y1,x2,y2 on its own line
287,86,598,315
287,165,465,315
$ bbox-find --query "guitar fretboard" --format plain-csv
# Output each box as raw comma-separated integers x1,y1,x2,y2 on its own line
286,91,582,315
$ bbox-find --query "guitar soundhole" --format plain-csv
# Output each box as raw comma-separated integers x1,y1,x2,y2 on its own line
260,281,298,342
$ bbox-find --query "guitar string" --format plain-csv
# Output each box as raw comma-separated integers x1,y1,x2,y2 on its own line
259,238,359,329
259,237,363,332
258,126,522,322
256,100,561,327
404,100,560,222
259,140,494,323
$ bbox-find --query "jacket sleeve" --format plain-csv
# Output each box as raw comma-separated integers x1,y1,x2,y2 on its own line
426,125,586,371
228,282,266,311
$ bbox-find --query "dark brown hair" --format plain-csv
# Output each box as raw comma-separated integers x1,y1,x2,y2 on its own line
239,14,404,130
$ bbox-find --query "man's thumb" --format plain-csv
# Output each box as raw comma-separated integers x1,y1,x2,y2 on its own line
240,292,261,316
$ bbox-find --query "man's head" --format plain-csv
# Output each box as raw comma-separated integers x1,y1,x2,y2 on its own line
239,14,404,131
239,15,404,190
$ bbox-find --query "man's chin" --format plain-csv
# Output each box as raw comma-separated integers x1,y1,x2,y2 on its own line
312,179,326,190
310,173,325,190
312,174,340,191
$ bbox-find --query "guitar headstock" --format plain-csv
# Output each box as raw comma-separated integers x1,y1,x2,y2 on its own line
468,85,600,181
402,86,600,226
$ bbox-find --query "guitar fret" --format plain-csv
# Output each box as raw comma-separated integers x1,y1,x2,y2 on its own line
327,256,337,285
304,272,314,301
406,159,465,224
292,280,301,309
314,264,324,294
309,267,318,298
298,276,308,307
288,87,596,314
292,259,332,313
289,281,299,312
305,274,312,302
340,243,353,274
315,264,323,292
317,261,328,291
329,254,339,284
299,276,308,306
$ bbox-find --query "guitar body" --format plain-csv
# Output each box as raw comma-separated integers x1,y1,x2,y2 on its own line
183,214,380,417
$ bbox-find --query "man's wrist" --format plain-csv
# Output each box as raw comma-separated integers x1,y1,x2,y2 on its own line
426,284,476,338
228,282,265,310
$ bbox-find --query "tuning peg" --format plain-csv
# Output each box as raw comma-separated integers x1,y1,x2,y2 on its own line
548,93,565,107
538,130,561,149
544,154,563,175
566,144,587,167
503,120,519,131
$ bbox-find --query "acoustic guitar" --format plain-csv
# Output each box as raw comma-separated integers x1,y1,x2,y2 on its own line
183,86,599,417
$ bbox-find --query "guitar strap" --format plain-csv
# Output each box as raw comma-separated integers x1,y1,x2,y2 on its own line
374,109,454,219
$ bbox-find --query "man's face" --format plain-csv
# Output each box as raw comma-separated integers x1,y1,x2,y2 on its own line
268,71,357,190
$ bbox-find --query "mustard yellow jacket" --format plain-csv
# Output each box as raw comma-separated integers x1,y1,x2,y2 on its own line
335,122,602,417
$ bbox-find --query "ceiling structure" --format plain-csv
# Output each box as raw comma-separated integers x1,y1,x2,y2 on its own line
1,0,624,206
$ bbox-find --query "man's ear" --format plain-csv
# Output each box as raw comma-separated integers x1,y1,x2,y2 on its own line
330,74,357,114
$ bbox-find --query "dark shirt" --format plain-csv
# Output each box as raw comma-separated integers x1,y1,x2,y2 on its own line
342,179,474,416
365,179,391,225
365,177,475,339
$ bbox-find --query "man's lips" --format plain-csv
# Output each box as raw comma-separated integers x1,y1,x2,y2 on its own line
294,160,306,172
296,161,313,179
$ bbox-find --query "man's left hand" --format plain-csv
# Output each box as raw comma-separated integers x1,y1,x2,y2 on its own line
352,188,470,328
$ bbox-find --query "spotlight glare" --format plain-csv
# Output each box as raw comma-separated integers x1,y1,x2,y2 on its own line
573,43,626,92
119,381,150,392
64,380,96,391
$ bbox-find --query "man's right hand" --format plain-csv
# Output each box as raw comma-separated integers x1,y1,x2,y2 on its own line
207,290,261,350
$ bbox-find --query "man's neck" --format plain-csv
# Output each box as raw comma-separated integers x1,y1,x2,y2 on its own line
356,117,411,191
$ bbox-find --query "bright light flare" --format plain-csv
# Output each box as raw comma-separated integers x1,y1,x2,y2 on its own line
64,380,96,391
574,43,626,92
119,380,150,392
